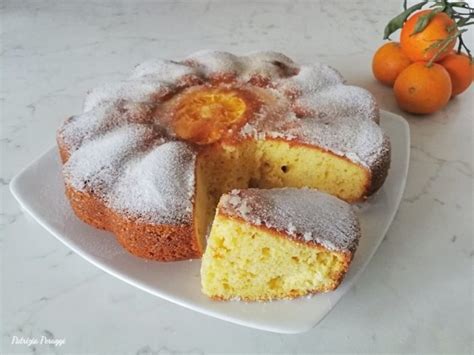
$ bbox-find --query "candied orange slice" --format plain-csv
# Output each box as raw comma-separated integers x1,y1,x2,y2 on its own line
171,87,255,145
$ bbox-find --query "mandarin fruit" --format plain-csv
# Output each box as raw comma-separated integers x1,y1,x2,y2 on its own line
400,10,457,62
439,52,473,96
372,42,412,86
171,87,251,145
394,62,452,114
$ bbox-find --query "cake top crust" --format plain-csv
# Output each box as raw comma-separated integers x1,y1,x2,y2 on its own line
74,50,388,168
63,122,196,225
59,50,389,223
219,188,361,252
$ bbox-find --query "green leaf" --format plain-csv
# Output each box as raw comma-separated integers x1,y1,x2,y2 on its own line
450,2,470,8
429,2,442,8
456,17,471,27
383,1,428,40
411,7,444,35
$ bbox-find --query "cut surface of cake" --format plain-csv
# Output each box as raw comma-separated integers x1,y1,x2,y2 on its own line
201,188,361,301
57,50,389,261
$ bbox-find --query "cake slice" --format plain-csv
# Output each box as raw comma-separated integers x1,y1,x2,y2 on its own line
201,188,361,301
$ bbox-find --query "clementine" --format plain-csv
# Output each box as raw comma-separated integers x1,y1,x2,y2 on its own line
372,42,412,86
400,10,457,62
394,62,452,114
439,52,473,96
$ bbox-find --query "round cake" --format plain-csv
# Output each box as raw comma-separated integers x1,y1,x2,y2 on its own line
57,50,390,261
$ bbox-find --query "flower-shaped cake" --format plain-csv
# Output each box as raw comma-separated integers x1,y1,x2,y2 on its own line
57,51,390,261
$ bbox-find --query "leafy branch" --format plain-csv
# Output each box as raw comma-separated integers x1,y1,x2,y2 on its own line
384,1,427,39
383,0,473,60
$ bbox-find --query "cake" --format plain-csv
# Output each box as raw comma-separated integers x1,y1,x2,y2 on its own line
201,188,361,301
57,50,390,261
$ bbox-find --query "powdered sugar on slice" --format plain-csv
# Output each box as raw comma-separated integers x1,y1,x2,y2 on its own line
219,188,360,252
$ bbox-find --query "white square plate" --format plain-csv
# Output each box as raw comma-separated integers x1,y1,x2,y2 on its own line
10,110,409,334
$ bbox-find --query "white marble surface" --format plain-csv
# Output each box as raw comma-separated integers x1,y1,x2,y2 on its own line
1,1,472,353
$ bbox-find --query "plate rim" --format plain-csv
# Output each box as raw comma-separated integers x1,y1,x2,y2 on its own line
9,110,410,334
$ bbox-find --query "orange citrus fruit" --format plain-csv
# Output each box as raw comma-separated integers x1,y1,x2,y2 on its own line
372,42,412,86
439,52,473,96
394,62,452,114
400,10,457,62
171,87,255,145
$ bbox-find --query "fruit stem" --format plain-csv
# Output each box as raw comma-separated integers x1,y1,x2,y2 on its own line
457,32,472,59
426,28,466,67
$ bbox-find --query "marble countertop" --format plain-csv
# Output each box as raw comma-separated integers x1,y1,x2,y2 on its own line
1,1,472,353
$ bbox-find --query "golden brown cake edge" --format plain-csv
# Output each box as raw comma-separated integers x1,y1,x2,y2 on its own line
58,138,202,261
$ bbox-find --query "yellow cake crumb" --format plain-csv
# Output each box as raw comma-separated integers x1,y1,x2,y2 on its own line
201,213,351,301
194,139,368,249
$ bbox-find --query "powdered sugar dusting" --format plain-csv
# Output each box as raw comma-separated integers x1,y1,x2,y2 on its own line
83,60,198,112
278,63,344,94
59,100,158,153
59,50,389,229
293,85,386,167
185,50,298,82
287,222,297,235
75,51,386,171
296,85,378,122
83,83,125,112
83,77,169,111
60,103,119,152
109,141,196,225
238,74,387,168
239,51,298,81
219,188,360,252
236,69,386,168
64,124,156,193
185,50,242,76
225,194,242,207
130,59,197,82
245,51,296,68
